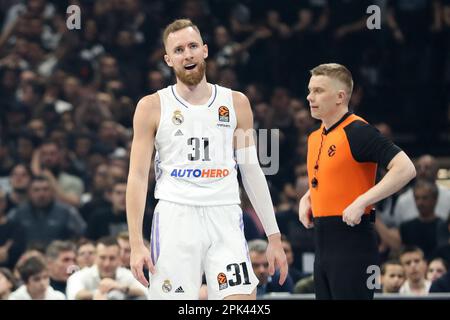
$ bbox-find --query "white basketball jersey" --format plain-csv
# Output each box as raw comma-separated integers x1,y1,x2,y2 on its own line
154,84,240,206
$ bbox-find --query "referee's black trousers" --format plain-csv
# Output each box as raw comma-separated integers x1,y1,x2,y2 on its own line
313,214,379,300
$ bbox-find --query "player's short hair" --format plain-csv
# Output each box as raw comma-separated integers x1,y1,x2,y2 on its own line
163,19,202,48
310,63,354,97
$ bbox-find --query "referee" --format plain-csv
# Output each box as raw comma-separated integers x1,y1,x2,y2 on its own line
299,63,416,299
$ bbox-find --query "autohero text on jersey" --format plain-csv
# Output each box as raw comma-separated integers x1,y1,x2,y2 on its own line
170,168,230,178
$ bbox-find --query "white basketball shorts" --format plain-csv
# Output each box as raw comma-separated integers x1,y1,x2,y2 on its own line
148,200,259,300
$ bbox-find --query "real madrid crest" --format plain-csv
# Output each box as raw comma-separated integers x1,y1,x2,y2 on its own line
172,110,184,125
162,279,172,293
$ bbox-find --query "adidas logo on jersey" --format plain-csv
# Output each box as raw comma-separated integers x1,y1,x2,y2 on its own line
175,286,184,293
174,129,184,136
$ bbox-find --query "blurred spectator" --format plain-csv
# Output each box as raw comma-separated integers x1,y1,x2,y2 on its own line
13,249,46,280
281,235,305,284
31,140,84,207
327,0,369,72
380,260,405,293
27,118,46,141
79,163,112,222
9,255,65,300
429,271,450,293
8,175,86,248
400,180,448,259
46,240,77,294
86,179,128,240
146,69,166,93
14,131,37,164
92,120,126,157
68,132,94,182
276,175,314,272
5,163,31,212
433,215,450,265
376,180,450,257
117,232,130,269
399,246,431,295
394,155,450,225
0,142,15,177
66,237,147,300
248,239,294,297
427,257,448,282
212,25,250,70
76,239,96,269
0,267,17,300
2,0,55,31
239,189,264,240
0,188,25,269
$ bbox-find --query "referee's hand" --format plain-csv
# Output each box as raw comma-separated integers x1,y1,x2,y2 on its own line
130,244,155,287
342,199,365,227
299,190,314,229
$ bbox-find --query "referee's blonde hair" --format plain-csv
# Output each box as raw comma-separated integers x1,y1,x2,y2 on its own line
310,63,354,98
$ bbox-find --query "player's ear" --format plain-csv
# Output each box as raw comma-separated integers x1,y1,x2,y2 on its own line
203,44,208,59
164,54,173,67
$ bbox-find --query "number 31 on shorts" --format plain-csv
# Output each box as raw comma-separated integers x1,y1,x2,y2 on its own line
217,262,251,290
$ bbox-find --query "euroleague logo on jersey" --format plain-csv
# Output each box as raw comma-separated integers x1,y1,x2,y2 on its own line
218,106,229,122
217,272,228,290
328,145,336,157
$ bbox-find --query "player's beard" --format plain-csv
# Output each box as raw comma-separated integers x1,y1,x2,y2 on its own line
175,60,206,86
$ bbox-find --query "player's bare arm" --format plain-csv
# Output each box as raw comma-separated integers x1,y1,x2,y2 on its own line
233,91,288,285
126,93,160,286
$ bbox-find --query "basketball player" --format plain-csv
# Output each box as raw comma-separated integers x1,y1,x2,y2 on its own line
126,19,288,300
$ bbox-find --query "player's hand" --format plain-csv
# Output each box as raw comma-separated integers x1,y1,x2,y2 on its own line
298,191,314,229
342,198,366,227
130,244,154,287
266,234,288,285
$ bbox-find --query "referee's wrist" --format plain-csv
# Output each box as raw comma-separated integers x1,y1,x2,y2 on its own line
355,195,370,208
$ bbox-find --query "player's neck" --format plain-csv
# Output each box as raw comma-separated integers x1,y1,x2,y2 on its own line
322,107,349,130
175,78,211,105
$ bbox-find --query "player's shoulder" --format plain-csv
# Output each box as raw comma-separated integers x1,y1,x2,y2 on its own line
231,90,250,106
135,93,161,116
137,93,161,108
